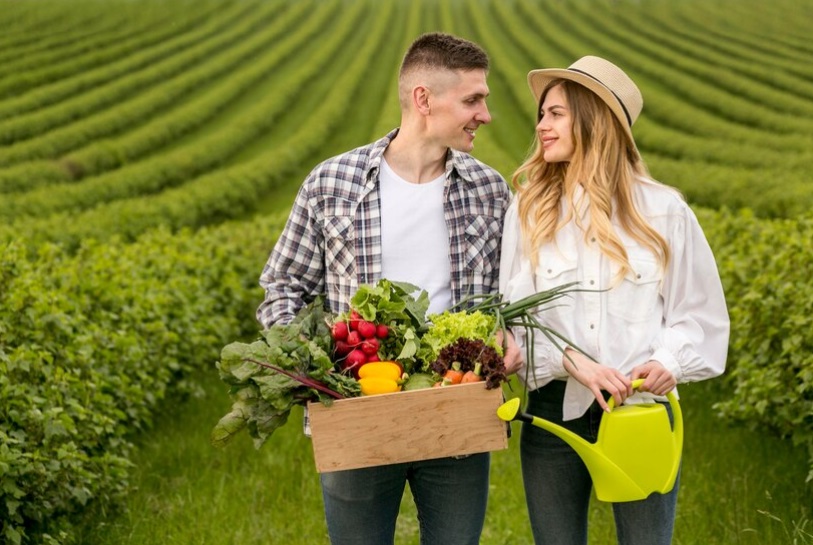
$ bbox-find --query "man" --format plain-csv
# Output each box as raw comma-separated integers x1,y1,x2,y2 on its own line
257,32,520,545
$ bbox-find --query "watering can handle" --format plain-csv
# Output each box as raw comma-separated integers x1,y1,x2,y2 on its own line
606,378,678,410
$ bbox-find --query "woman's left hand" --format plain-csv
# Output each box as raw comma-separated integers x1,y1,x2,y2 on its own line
630,361,677,396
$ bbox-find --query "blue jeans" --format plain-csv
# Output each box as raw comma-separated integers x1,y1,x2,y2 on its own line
320,453,490,545
520,381,679,545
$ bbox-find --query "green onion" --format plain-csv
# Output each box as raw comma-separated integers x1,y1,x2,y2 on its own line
454,282,602,378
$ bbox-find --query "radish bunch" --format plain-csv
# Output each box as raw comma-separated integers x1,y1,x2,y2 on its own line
331,310,389,376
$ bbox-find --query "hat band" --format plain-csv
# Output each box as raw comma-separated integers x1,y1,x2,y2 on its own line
569,68,633,127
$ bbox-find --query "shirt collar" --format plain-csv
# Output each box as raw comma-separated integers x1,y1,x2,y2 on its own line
368,128,475,186
364,129,398,189
447,147,476,184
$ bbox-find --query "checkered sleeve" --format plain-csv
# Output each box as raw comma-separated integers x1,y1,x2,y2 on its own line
256,181,325,327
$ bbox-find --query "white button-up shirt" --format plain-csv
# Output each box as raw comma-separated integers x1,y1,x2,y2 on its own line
499,178,729,420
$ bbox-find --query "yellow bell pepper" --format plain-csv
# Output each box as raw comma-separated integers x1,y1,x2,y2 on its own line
359,376,402,395
357,361,403,382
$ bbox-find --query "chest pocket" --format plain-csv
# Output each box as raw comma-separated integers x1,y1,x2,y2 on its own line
464,214,501,273
535,251,579,292
324,215,356,278
606,250,662,322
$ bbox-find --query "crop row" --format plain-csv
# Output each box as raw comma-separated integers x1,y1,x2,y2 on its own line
646,155,813,218
0,0,322,198
0,7,137,67
701,0,813,53
585,2,813,107
0,0,387,252
3,0,812,221
615,5,813,95
0,2,238,111
0,2,276,151
513,0,813,138
0,4,215,90
454,0,813,217
368,0,423,138
480,0,811,163
464,0,813,200
494,0,813,155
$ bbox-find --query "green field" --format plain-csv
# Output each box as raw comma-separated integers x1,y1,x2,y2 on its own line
1,0,812,544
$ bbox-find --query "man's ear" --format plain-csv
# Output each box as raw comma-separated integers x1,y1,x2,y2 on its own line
413,86,431,115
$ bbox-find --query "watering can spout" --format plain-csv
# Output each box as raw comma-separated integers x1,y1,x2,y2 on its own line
496,397,604,461
496,380,682,503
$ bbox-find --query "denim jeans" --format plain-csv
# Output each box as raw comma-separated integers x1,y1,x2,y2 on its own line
520,381,679,545
320,453,490,545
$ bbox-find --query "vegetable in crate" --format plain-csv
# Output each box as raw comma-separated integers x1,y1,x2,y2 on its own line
331,309,386,377
331,279,430,376
431,337,506,389
417,309,502,364
357,361,405,395
211,298,359,449
414,282,591,390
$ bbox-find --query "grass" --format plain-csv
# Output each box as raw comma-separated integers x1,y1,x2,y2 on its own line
75,371,812,545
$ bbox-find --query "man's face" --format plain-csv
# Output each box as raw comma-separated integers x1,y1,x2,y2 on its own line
426,69,491,153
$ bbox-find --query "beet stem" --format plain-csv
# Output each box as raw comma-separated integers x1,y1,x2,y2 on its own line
244,358,344,399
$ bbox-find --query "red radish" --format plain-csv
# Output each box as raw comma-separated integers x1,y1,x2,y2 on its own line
376,324,389,338
334,340,351,356
357,320,376,339
361,338,379,355
343,349,368,377
332,321,349,341
349,310,361,331
346,331,361,347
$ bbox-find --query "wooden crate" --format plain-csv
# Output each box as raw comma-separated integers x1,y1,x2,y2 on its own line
307,382,509,472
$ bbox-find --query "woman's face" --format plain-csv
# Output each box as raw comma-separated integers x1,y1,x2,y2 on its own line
536,84,574,163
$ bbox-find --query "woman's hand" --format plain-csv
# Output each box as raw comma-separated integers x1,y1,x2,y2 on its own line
496,329,524,375
630,361,676,396
562,348,633,412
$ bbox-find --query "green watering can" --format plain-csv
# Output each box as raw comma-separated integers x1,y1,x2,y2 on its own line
497,379,682,503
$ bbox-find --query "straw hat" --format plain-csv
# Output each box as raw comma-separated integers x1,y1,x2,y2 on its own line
527,56,642,147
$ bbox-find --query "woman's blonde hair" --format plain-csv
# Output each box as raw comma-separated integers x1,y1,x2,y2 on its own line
512,79,670,281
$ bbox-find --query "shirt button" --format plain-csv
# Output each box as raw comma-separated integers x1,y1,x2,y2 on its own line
591,237,596,243
636,274,642,279
589,323,595,329
547,269,552,274
589,280,595,285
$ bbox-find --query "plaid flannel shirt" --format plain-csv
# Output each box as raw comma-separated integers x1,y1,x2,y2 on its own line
257,129,510,327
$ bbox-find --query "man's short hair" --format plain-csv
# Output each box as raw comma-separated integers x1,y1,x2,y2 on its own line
400,32,489,77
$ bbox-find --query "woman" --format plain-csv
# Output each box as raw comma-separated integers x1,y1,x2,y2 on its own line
499,56,730,544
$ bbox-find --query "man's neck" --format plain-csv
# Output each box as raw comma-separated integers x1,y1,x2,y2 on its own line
383,130,447,184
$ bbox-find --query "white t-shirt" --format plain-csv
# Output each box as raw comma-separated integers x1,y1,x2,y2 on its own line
379,158,452,314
